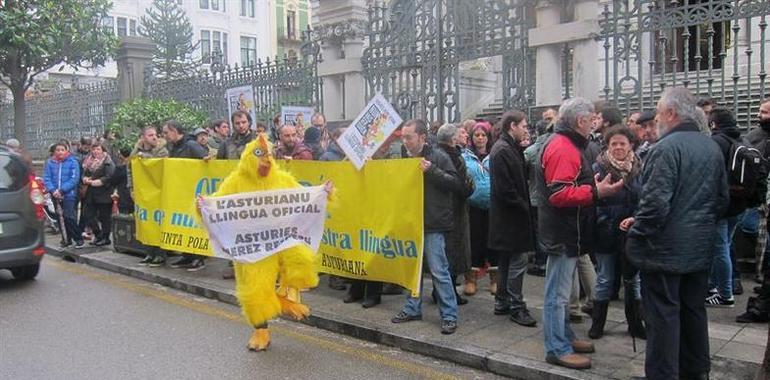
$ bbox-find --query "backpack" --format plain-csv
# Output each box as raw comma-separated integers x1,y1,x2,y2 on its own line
725,137,766,206
462,150,490,209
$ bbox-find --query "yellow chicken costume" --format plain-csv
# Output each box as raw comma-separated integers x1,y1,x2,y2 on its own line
210,133,322,351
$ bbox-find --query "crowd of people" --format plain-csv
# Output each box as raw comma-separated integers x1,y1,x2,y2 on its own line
5,87,770,379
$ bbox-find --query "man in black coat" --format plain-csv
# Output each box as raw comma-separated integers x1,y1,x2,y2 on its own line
488,111,537,327
163,120,208,160
162,120,208,271
624,88,729,380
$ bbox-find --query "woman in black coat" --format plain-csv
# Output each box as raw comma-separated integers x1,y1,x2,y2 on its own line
81,142,116,246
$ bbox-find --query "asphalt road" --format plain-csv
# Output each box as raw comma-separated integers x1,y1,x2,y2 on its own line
0,259,503,380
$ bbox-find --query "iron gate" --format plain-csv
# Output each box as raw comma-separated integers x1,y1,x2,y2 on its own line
362,0,535,123
600,0,770,127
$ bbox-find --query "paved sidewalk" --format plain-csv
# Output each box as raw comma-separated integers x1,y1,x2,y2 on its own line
45,237,766,380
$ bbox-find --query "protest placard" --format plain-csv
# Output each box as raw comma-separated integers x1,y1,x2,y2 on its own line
280,106,314,128
225,85,257,125
337,94,403,170
200,186,328,263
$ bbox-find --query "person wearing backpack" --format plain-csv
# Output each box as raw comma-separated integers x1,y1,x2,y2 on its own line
708,108,766,307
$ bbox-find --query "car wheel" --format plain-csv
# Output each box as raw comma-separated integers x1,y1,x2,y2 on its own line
11,264,40,280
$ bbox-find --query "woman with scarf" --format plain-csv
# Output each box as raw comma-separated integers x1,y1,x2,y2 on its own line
588,125,645,340
80,142,116,247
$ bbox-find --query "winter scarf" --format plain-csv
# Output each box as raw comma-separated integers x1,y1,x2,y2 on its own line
83,152,109,173
598,149,639,182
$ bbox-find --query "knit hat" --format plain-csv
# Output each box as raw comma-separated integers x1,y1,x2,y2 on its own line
304,126,322,144
473,121,492,133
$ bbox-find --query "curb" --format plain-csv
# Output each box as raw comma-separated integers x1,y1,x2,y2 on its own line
43,245,760,380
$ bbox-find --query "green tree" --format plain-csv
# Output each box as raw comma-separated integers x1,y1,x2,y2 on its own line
140,0,199,79
107,98,207,152
0,0,118,145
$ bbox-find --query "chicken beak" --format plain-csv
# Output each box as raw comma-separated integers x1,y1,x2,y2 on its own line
258,162,271,177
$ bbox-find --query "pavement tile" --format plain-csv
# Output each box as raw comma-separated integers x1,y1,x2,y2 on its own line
716,341,765,364
709,338,729,355
732,327,768,346
708,322,741,341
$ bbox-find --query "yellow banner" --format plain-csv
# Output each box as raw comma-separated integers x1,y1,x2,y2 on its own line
132,158,424,296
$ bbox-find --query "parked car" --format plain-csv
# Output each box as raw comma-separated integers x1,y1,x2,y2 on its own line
0,146,45,280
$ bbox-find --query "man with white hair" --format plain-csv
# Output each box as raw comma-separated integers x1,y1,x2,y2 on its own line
5,138,32,166
535,97,623,370
5,138,20,149
623,87,728,380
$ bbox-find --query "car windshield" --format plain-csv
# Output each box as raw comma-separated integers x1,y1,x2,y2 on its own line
0,153,29,192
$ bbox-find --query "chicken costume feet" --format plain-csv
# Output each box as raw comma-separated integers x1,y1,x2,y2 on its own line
277,285,310,320
247,328,271,351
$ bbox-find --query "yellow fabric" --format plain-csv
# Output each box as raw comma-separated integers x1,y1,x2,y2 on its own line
132,148,424,297
212,134,318,327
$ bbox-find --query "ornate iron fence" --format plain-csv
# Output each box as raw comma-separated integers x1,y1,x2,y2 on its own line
0,80,119,159
145,29,322,123
362,0,535,123
600,0,770,128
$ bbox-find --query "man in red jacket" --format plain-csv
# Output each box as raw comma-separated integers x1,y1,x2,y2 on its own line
535,97,623,370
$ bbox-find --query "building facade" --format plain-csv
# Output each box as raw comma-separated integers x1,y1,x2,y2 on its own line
46,0,275,85
272,0,311,60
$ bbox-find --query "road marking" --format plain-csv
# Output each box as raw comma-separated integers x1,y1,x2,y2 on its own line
48,260,461,380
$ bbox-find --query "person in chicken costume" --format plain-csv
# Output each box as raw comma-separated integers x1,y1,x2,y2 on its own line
204,132,332,351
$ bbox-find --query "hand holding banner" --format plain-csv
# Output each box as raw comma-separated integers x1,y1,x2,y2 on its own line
200,186,329,263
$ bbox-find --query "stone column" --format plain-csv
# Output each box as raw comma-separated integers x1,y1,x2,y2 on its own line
115,36,155,101
313,0,368,121
571,0,602,101
531,0,563,107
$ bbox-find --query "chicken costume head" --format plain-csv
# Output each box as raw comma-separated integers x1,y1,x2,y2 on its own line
214,133,302,195
236,133,277,181
212,132,319,352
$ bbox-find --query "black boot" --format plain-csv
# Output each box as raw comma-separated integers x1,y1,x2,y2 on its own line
454,287,468,305
626,297,647,339
449,274,467,305
361,282,382,308
588,300,609,339
343,280,364,303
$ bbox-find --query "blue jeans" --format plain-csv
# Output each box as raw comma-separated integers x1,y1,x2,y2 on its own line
403,232,458,321
595,253,641,302
60,197,82,244
710,217,737,298
543,254,577,358
737,208,760,235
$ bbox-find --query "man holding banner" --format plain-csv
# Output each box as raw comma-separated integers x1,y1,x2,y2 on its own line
217,111,256,160
216,111,257,280
391,119,460,335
